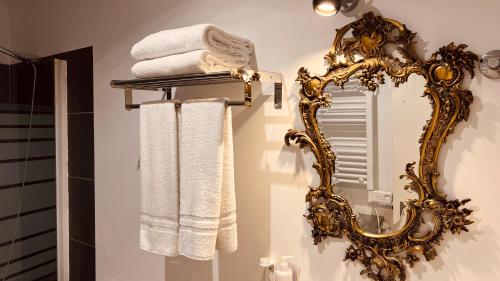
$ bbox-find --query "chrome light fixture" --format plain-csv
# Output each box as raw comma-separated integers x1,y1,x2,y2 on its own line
313,0,342,16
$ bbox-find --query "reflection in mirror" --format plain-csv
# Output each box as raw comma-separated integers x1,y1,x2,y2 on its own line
317,75,430,234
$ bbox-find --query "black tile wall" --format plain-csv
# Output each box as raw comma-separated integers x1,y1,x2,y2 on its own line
68,177,95,245
63,46,95,281
68,113,95,179
67,47,93,113
69,240,96,281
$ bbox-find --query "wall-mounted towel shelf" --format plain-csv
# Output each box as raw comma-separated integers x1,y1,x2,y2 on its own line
110,69,283,110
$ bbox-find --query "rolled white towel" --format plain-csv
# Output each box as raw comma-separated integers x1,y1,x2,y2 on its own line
131,50,251,79
131,23,254,61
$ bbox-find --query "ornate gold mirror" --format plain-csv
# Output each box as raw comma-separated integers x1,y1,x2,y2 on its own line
285,12,477,281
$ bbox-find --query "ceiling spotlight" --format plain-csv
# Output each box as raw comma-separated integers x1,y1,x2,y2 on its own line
313,0,342,16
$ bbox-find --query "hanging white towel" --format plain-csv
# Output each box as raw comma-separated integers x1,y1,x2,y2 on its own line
178,98,237,260
131,49,252,79
139,101,180,257
215,106,237,253
131,23,253,61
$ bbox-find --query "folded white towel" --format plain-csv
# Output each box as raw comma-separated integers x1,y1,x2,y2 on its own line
131,24,253,61
139,101,180,257
131,49,251,79
178,98,237,260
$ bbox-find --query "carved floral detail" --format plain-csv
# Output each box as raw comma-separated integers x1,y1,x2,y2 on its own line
443,199,474,234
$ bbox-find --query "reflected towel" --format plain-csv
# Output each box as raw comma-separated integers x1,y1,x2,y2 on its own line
178,98,237,260
131,23,253,61
131,50,251,78
139,101,180,256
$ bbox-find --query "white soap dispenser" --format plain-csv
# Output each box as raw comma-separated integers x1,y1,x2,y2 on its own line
274,257,294,281
280,256,299,281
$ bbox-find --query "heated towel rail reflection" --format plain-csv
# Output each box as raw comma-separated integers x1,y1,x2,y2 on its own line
317,82,374,188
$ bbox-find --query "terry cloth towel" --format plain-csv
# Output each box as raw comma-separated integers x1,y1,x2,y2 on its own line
131,50,251,79
178,98,237,260
139,101,180,256
131,23,254,61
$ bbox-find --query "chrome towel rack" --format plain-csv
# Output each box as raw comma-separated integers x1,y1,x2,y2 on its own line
110,69,283,110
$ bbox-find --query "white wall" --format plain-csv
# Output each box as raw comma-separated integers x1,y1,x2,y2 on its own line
4,0,500,280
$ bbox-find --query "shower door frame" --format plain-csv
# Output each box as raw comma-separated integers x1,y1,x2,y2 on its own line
54,58,69,281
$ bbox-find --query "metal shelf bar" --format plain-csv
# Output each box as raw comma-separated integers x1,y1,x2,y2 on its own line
110,69,283,110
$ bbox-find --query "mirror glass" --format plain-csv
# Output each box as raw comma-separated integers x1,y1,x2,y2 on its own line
317,74,430,234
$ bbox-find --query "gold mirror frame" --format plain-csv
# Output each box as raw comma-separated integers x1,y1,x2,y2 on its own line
285,12,477,281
